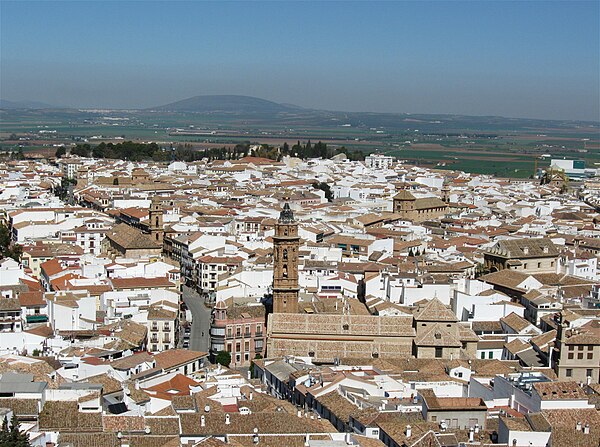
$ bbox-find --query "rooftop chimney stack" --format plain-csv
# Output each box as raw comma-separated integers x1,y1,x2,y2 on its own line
225,414,230,425
200,415,205,427
406,425,412,438
576,421,582,431
583,423,590,435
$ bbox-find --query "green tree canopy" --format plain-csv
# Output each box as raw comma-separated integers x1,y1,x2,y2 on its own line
215,350,231,368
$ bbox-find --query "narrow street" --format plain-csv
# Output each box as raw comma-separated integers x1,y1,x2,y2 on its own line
182,285,212,353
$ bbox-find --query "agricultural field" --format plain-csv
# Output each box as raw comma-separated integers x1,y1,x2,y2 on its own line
1,107,598,178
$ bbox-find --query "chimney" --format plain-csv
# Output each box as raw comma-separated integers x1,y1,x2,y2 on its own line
297,410,302,418
345,432,352,445
249,391,253,401
469,427,474,442
225,414,231,425
406,425,412,438
204,405,210,413
576,421,582,431
304,434,310,447
200,415,205,427
583,423,590,434
247,370,251,380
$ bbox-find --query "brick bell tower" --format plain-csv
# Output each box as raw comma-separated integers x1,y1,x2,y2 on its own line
272,201,300,314
149,195,164,244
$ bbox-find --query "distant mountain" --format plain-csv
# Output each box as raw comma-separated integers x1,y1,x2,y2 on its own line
0,99,60,109
149,95,301,114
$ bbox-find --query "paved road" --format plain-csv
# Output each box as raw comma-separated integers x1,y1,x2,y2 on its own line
182,286,212,353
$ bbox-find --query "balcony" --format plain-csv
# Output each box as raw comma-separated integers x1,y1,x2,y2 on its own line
151,326,159,332
163,337,171,344
150,337,159,344
163,325,171,332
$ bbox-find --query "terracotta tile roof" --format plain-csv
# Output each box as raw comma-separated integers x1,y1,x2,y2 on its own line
501,312,532,333
58,433,120,447
179,411,334,436
39,400,102,432
153,349,208,371
17,291,45,307
534,381,589,400
106,223,162,250
144,374,199,401
541,408,600,447
110,352,155,371
111,276,175,289
413,298,457,322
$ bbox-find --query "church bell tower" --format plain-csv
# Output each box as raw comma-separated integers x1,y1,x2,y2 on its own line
272,202,300,313
149,195,164,244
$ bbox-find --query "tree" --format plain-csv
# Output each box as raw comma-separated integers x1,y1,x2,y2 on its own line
215,350,231,368
0,223,22,262
0,415,31,447
312,182,333,202
55,146,66,158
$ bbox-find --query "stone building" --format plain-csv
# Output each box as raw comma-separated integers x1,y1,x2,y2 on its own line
103,223,162,259
272,202,300,314
392,190,448,223
554,314,600,383
413,298,478,359
483,238,559,274
266,312,416,362
103,196,164,259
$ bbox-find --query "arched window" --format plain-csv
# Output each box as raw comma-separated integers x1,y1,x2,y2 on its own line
284,228,288,236
283,249,288,260
283,264,288,278
155,217,160,227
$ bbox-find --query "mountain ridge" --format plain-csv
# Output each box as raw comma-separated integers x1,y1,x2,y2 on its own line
148,94,300,114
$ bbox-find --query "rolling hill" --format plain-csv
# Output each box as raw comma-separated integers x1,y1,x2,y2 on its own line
149,95,301,114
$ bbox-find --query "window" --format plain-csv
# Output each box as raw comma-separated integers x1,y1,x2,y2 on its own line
579,345,584,351
283,249,288,260
236,326,241,337
227,327,232,338
488,352,493,359
523,263,528,269
588,353,593,360
566,369,573,377
569,345,575,351
588,345,594,351
587,369,593,377
431,416,437,422
435,347,443,358
568,353,574,360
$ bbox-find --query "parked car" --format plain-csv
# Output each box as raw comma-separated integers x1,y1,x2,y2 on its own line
183,340,190,348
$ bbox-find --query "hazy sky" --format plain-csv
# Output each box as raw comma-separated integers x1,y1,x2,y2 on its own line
1,1,599,121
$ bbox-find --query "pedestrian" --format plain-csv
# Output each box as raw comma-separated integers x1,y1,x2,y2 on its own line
201,331,204,337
